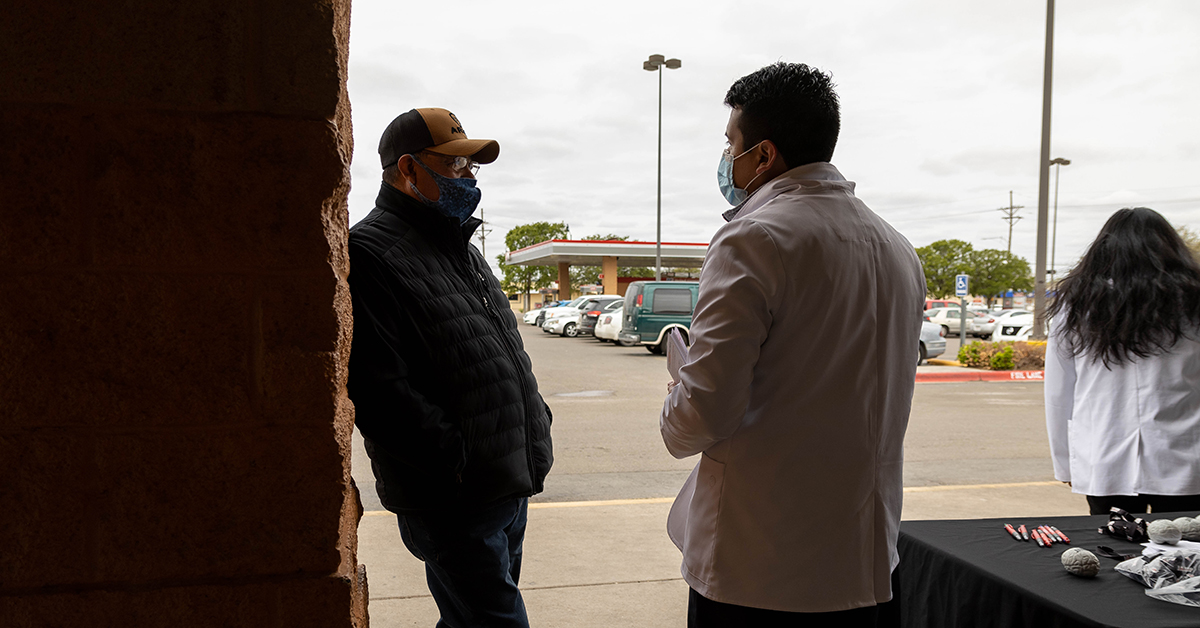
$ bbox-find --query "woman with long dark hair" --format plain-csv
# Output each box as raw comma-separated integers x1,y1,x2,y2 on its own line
1045,207,1200,515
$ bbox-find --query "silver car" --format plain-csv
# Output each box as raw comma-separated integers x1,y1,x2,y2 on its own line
919,320,947,364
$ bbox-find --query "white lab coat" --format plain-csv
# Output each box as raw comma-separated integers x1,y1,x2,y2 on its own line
1044,323,1200,496
661,163,925,613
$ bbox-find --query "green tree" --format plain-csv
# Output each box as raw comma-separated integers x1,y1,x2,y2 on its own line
967,248,1033,306
1178,226,1200,263
914,239,973,298
497,221,570,311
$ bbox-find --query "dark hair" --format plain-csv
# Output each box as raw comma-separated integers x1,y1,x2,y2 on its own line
1047,207,1200,366
723,62,840,167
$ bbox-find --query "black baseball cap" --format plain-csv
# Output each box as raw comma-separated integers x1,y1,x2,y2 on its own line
378,108,500,169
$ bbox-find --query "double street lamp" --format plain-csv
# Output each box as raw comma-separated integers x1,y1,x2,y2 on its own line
643,54,682,281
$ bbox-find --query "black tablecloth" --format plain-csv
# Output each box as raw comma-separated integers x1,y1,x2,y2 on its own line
898,513,1200,628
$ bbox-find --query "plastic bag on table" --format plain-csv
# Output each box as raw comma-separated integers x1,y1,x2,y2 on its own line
1115,550,1200,607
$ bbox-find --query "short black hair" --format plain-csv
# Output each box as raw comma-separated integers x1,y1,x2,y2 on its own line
724,62,840,167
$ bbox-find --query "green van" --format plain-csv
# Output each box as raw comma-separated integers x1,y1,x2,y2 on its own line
618,281,700,354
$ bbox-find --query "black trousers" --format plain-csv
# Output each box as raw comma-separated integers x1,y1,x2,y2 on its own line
688,568,901,628
1086,493,1200,515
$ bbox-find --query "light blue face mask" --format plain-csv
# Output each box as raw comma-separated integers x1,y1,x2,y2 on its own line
716,142,764,206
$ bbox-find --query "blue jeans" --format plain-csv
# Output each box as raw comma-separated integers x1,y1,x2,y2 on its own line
398,497,530,628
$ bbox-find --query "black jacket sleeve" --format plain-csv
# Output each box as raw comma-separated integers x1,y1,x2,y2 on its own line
346,244,467,476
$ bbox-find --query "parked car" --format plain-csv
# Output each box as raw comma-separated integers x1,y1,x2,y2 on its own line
580,299,623,337
993,311,1049,342
594,306,625,343
924,307,973,337
618,281,700,354
924,299,959,311
919,320,947,364
543,295,623,337
971,310,998,339
534,296,588,328
522,307,544,325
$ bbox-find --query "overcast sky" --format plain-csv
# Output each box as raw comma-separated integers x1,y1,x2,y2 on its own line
346,0,1200,277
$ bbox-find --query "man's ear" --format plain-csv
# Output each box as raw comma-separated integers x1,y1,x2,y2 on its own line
757,140,781,174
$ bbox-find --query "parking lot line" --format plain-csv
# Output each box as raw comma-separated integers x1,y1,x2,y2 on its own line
360,481,1065,517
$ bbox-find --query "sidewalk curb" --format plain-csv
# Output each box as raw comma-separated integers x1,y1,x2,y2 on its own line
916,370,1045,383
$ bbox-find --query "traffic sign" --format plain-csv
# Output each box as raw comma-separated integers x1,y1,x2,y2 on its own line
955,275,969,297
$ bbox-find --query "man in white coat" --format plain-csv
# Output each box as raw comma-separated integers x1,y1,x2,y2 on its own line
661,62,926,627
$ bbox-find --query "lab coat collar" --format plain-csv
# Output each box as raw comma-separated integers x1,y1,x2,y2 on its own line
722,162,851,222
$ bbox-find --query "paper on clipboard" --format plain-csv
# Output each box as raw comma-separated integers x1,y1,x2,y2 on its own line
666,328,689,383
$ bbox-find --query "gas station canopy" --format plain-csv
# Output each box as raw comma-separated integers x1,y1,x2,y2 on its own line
504,239,708,267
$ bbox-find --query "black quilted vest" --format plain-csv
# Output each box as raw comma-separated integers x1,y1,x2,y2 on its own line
347,183,552,512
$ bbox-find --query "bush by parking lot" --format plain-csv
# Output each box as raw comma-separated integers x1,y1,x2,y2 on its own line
957,340,1045,370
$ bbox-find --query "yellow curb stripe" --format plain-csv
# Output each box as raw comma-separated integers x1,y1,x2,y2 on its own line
903,480,1063,493
529,497,676,509
361,482,1065,517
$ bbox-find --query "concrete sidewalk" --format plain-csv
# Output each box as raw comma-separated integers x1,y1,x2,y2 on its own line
358,483,1085,627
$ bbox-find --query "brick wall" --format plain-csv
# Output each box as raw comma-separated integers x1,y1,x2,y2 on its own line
0,1,366,625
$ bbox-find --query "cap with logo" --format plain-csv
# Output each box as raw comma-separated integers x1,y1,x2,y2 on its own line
378,108,500,169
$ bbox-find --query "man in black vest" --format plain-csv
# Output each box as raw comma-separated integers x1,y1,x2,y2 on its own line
347,108,553,627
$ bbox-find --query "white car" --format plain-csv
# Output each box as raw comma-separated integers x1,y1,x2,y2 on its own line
522,307,544,325
542,295,623,337
993,311,1050,342
594,306,624,343
924,307,973,337
534,296,589,328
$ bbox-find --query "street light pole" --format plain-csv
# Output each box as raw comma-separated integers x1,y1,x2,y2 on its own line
644,54,681,281
1049,157,1071,280
1033,0,1056,340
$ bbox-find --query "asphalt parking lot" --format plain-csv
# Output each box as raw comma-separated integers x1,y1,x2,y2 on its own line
354,317,1082,626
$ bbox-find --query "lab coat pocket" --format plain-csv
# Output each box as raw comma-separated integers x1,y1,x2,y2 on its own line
684,452,726,586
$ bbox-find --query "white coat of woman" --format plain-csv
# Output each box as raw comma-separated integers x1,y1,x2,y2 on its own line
1045,207,1200,515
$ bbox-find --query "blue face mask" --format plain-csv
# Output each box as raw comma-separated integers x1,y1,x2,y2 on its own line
716,142,764,206
410,157,482,223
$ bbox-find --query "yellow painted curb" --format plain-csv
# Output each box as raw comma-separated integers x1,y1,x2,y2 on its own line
925,359,962,366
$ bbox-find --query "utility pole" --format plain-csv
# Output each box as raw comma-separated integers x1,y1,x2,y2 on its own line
997,191,1025,254
477,205,493,259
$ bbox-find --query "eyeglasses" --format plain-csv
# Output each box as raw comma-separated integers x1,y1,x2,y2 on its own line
421,151,481,176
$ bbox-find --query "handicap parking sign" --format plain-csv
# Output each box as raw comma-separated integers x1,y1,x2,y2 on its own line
955,275,969,297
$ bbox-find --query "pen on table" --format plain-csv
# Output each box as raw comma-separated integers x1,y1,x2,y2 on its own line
1032,530,1047,547
1050,526,1070,544
1017,524,1030,541
1042,526,1064,544
1036,526,1054,544
1004,524,1022,541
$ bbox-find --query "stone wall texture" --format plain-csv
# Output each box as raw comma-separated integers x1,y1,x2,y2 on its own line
0,1,366,626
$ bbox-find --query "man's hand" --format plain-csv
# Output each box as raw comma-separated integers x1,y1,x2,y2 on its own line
667,380,678,394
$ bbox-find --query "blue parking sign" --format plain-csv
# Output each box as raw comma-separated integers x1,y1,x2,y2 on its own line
955,275,969,297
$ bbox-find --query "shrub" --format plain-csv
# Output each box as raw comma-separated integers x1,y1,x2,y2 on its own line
957,341,987,367
1013,342,1046,370
989,345,1015,370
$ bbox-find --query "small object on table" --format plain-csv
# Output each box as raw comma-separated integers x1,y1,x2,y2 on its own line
1004,524,1022,541
1147,519,1182,545
1172,517,1200,542
1039,526,1058,543
1050,526,1071,544
1061,547,1101,577
1018,524,1030,541
1033,530,1047,547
